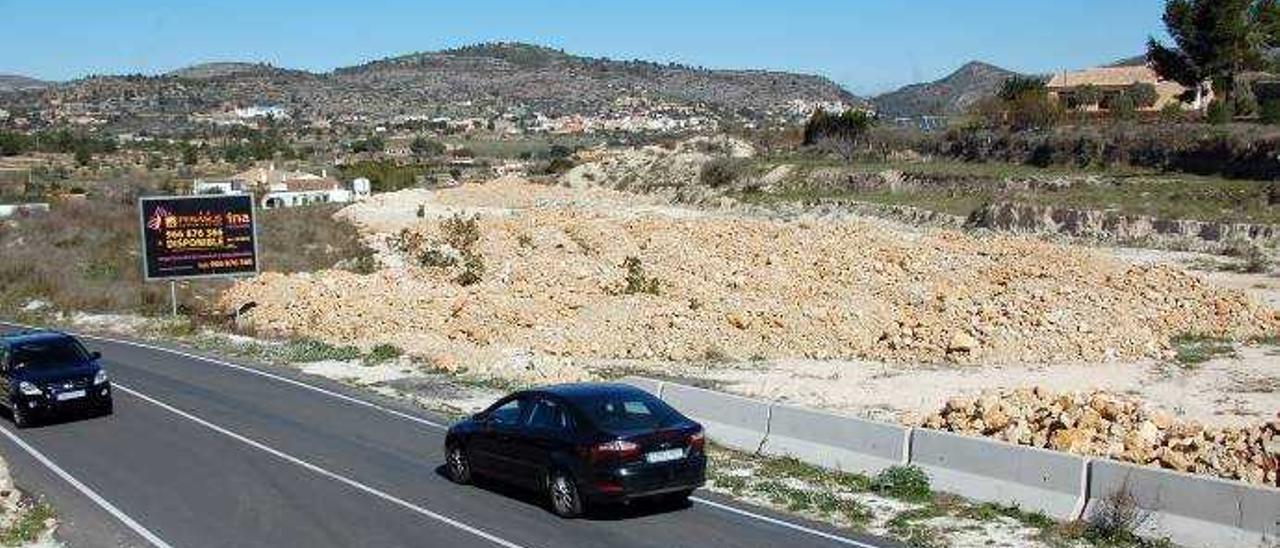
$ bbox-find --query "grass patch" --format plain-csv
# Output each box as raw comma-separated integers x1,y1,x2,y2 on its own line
0,500,54,545
1171,334,1237,367
366,343,403,365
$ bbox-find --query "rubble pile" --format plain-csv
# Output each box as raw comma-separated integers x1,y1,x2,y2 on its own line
221,178,1280,386
924,388,1280,485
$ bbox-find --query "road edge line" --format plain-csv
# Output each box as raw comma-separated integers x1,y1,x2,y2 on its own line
113,383,526,548
0,424,173,548
83,332,446,430
690,496,880,548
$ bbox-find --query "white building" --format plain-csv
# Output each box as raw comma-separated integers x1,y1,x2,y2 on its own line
192,178,250,195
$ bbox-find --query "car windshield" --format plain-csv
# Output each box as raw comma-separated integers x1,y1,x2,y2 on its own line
578,392,681,433
10,339,90,370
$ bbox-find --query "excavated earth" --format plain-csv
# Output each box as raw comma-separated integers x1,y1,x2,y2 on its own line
223,176,1278,376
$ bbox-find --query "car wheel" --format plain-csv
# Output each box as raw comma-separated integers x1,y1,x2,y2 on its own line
548,470,584,518
446,444,472,485
99,400,114,417
12,406,31,429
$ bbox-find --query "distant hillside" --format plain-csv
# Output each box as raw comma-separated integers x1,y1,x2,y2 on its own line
0,74,51,92
167,62,299,80
872,61,1018,118
333,42,866,117
1107,55,1148,68
0,42,865,133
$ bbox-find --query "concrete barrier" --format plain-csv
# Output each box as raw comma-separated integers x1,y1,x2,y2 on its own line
909,429,1086,520
1087,459,1280,548
761,403,907,476
619,376,665,398
658,382,770,453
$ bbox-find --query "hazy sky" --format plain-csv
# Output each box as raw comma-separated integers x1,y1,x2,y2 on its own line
0,0,1169,96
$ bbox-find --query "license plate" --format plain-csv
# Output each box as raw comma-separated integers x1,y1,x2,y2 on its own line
644,448,685,464
56,390,85,402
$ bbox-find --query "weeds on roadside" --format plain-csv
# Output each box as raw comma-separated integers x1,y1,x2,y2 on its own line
366,343,403,365
0,500,54,545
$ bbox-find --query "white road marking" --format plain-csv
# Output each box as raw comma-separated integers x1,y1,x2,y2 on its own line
3,323,885,547
690,497,881,547
73,329,445,430
0,424,173,548
113,383,527,548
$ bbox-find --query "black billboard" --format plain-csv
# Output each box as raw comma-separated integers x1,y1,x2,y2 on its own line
139,195,259,280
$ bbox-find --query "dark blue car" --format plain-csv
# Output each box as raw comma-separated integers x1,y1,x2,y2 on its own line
0,331,113,428
445,383,706,518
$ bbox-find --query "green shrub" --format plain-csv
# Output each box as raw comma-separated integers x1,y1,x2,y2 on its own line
366,343,403,364
279,339,362,362
1207,100,1234,124
1261,99,1280,125
870,465,932,502
622,256,661,295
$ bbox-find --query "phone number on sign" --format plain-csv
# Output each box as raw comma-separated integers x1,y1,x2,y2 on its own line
196,257,254,270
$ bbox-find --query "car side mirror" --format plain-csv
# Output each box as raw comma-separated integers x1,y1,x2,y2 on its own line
90,351,102,360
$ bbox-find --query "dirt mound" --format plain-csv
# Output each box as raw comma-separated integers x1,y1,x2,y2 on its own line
221,180,1279,385
924,388,1280,486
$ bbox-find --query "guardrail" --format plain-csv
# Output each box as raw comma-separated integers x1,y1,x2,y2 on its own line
622,376,1280,547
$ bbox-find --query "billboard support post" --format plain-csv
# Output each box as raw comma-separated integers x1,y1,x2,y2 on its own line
169,281,178,317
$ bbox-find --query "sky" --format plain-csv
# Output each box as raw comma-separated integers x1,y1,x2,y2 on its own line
0,0,1170,96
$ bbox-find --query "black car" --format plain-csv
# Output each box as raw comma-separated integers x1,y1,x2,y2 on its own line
445,383,705,518
0,331,113,428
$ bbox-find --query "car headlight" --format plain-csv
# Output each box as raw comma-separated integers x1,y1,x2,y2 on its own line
18,382,42,396
93,370,109,385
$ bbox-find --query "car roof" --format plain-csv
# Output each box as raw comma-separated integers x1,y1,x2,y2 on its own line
524,382,650,402
0,330,76,347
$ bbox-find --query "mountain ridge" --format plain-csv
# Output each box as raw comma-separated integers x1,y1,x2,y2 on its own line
872,61,1019,118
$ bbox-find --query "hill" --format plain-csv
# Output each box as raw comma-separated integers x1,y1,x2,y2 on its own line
0,74,50,92
872,61,1017,118
332,42,864,117
166,62,299,80
0,42,864,133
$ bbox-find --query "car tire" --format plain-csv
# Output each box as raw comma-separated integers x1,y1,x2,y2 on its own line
445,443,472,485
12,406,31,429
99,400,114,417
548,469,584,519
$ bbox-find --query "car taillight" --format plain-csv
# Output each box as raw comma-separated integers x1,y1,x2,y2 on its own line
589,439,640,463
688,430,705,453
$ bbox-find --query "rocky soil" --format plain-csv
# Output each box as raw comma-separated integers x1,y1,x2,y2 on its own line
222,176,1279,387
924,387,1280,486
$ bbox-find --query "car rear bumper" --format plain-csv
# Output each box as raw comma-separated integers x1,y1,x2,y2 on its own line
585,453,706,502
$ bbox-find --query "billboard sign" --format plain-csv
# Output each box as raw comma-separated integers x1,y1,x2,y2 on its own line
139,195,259,280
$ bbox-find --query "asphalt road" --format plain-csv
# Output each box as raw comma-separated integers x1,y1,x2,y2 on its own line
0,323,900,548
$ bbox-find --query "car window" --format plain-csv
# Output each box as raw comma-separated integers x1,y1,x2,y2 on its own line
10,338,89,370
526,398,572,432
487,397,528,425
580,392,681,433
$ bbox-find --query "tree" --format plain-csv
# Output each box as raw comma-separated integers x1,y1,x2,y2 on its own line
409,136,445,158
1126,83,1160,109
974,76,1061,130
1074,85,1103,109
802,109,875,160
1147,0,1280,110
997,76,1049,102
